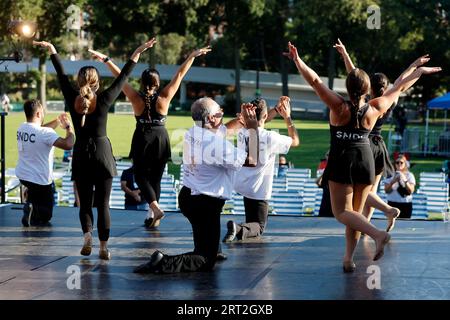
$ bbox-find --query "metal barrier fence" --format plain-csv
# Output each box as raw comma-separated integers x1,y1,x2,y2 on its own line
388,128,450,156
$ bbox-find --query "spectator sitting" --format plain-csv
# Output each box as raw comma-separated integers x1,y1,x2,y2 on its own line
278,155,290,178
120,163,148,212
384,154,415,219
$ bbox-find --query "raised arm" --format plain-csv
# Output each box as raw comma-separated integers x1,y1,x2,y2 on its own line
42,117,60,129
393,55,430,87
33,41,77,103
89,46,156,115
265,107,279,122
276,96,300,147
284,42,345,113
53,113,74,150
157,47,212,115
333,38,356,74
102,39,156,107
370,65,441,115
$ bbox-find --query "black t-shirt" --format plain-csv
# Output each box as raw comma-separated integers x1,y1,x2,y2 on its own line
120,167,146,206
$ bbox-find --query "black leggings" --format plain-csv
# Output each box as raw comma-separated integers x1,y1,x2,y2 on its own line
75,177,112,241
20,179,54,223
134,161,166,205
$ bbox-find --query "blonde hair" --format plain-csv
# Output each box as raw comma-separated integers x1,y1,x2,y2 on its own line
77,66,99,127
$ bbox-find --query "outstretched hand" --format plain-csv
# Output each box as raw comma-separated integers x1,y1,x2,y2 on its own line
241,103,258,130
282,42,300,61
418,66,442,75
411,54,431,68
88,49,108,62
276,96,291,120
33,40,57,54
333,38,347,56
190,46,212,58
135,37,157,54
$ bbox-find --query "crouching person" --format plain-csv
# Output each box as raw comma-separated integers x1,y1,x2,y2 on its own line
16,100,74,226
134,97,258,273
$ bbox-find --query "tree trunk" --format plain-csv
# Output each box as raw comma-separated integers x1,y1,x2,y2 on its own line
281,54,289,97
38,55,47,108
234,42,241,113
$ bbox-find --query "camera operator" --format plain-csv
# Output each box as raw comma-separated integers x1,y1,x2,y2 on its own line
384,154,415,218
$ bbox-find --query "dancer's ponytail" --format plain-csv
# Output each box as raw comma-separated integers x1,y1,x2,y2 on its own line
77,66,100,127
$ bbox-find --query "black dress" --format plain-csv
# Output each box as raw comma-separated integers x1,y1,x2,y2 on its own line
369,103,396,177
129,93,171,204
323,103,375,186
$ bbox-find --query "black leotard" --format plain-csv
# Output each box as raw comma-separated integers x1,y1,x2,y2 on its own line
369,103,396,176
324,102,375,185
129,93,171,204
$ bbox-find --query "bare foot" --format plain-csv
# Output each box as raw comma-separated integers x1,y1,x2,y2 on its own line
385,207,400,232
343,260,356,273
373,232,391,261
150,206,165,228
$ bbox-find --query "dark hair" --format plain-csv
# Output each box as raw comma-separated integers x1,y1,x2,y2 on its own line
346,68,370,104
141,68,160,94
23,99,42,120
370,73,389,98
250,98,268,121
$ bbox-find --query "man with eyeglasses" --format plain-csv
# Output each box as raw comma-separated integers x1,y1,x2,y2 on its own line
134,97,259,274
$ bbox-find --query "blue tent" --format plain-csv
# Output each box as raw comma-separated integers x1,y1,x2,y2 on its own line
424,92,449,154
427,92,450,109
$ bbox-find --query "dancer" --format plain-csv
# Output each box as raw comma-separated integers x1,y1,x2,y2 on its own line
16,100,74,226
34,39,154,260
89,43,211,228
334,39,431,231
223,96,299,243
134,98,258,274
284,41,440,272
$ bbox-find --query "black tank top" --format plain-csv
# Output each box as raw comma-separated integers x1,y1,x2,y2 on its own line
329,102,371,147
135,92,167,127
370,102,396,136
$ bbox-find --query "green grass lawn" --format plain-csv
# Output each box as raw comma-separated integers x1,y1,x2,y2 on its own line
3,112,446,180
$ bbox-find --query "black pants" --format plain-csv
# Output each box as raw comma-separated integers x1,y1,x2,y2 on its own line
236,197,269,239
20,180,54,223
158,186,225,273
388,201,413,219
75,177,112,241
134,161,166,205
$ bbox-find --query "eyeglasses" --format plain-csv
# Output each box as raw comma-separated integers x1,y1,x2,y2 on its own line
212,109,224,118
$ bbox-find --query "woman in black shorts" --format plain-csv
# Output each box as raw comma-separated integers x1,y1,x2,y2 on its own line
334,39,431,231
89,43,211,228
284,41,440,272
34,39,154,260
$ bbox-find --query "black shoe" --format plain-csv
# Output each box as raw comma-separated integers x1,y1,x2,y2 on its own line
134,250,164,274
144,218,154,228
216,252,228,261
222,220,237,243
21,203,33,227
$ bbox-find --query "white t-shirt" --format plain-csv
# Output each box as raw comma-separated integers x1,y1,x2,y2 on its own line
182,125,247,200
234,128,292,200
384,172,416,203
15,122,59,185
